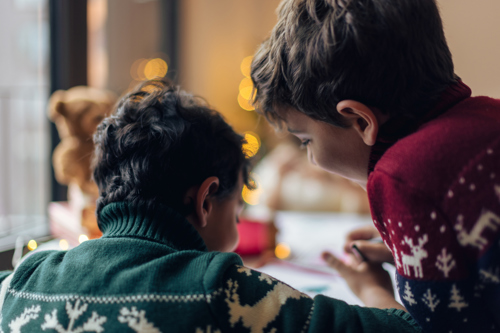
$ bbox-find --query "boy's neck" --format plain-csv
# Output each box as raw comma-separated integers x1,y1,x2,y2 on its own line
367,80,472,175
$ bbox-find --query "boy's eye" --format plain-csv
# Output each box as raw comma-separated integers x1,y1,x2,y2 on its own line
300,139,311,149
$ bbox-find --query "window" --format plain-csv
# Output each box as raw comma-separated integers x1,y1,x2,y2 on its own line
0,0,50,251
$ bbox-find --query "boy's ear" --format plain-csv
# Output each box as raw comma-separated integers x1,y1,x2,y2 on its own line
192,177,220,228
336,100,380,146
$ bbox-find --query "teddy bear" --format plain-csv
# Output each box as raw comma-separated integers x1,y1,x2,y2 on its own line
48,86,117,238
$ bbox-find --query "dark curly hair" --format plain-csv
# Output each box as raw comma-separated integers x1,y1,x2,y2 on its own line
251,0,456,128
92,79,252,223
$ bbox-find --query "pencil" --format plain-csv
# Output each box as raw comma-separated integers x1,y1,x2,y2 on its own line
351,237,384,262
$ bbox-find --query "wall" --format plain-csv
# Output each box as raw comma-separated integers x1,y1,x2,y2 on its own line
438,0,500,98
178,0,282,134
104,0,161,94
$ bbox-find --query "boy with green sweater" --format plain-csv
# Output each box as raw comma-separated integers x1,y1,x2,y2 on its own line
0,80,420,332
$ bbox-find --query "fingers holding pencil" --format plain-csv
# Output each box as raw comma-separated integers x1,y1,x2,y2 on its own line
321,250,405,310
350,240,394,264
344,225,394,264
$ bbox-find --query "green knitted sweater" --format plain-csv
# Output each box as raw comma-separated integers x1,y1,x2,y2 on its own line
0,202,421,332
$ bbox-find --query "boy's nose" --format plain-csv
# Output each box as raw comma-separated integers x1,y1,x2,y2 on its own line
307,149,316,165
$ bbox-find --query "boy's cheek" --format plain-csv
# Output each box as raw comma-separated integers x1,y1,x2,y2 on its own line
237,204,244,216
218,226,239,252
229,230,240,252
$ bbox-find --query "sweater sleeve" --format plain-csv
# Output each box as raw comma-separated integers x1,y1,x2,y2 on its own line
368,143,500,333
208,264,421,333
0,271,12,284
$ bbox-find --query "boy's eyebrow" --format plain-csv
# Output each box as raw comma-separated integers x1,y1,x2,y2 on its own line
287,127,303,134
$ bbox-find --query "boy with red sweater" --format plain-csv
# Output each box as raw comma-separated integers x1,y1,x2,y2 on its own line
250,0,500,332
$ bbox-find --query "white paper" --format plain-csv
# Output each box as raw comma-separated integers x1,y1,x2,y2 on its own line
256,211,401,305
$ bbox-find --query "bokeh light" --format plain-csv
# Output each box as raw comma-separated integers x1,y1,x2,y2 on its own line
130,58,146,81
27,239,37,251
242,131,261,158
144,58,168,80
59,239,69,251
136,59,149,81
275,243,291,259
240,56,253,78
239,77,253,91
79,234,89,244
238,93,255,111
238,57,256,111
242,174,262,205
239,86,254,100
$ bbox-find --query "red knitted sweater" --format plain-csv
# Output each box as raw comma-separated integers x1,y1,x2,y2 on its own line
367,81,500,333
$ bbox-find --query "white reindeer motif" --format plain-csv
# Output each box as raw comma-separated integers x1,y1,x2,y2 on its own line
401,234,428,278
455,209,500,250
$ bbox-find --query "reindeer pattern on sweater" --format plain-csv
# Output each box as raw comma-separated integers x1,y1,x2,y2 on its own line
368,82,500,333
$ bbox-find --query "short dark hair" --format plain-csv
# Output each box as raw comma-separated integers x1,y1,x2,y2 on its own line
93,79,251,221
251,0,456,128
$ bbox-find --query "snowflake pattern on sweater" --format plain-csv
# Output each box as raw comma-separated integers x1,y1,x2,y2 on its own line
0,262,421,333
0,267,307,333
0,202,422,333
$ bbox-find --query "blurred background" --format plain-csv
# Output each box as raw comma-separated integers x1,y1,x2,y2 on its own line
0,0,499,268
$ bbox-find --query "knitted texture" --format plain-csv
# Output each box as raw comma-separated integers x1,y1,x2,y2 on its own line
368,81,500,332
0,202,420,332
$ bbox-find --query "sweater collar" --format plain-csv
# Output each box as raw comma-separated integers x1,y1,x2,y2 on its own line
368,81,472,174
98,202,208,252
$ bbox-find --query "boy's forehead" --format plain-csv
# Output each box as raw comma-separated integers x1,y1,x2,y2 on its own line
275,105,297,126
277,103,299,115
278,107,311,133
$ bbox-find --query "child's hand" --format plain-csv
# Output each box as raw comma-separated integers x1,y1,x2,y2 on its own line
343,225,394,264
322,251,406,311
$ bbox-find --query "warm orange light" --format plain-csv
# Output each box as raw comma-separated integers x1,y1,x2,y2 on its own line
59,239,69,251
275,243,291,259
137,58,149,81
130,58,146,81
240,56,253,78
239,77,253,91
27,240,37,251
238,94,255,111
242,175,262,205
239,86,254,101
144,58,168,80
242,132,261,158
79,234,89,243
